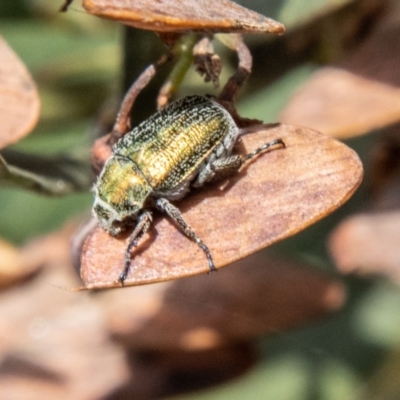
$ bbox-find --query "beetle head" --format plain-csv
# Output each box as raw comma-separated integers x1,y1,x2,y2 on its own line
93,156,152,236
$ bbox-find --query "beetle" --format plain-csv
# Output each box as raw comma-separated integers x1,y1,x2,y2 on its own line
93,95,285,285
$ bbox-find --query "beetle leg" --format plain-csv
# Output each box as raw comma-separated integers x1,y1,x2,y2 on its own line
194,155,242,187
211,155,243,175
155,198,216,273
212,138,285,176
195,139,285,186
120,210,153,285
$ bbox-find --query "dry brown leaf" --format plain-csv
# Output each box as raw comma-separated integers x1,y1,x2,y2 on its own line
0,224,253,398
98,252,346,350
81,124,363,289
0,228,129,400
0,223,344,399
82,0,285,34
280,15,400,139
365,123,400,209
329,211,400,284
0,37,40,149
0,267,129,400
0,222,81,290
115,342,257,398
280,67,400,139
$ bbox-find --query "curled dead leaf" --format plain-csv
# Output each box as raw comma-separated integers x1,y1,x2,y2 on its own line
82,0,285,34
81,123,363,288
0,37,40,149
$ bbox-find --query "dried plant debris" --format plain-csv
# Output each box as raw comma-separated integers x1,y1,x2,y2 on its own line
193,36,221,87
0,37,40,149
81,124,363,289
82,0,285,34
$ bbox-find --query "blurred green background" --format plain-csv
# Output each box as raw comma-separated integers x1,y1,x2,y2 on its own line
2,0,400,399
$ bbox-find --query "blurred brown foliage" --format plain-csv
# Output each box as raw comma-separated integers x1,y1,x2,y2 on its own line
6,0,400,399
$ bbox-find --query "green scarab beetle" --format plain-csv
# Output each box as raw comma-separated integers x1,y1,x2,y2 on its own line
93,95,284,284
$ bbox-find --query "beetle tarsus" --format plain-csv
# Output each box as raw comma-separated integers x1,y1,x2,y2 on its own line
119,252,133,286
119,211,152,285
198,240,217,273
119,267,129,287
244,138,285,162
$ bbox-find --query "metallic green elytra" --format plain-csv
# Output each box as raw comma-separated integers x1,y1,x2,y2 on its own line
93,95,285,284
